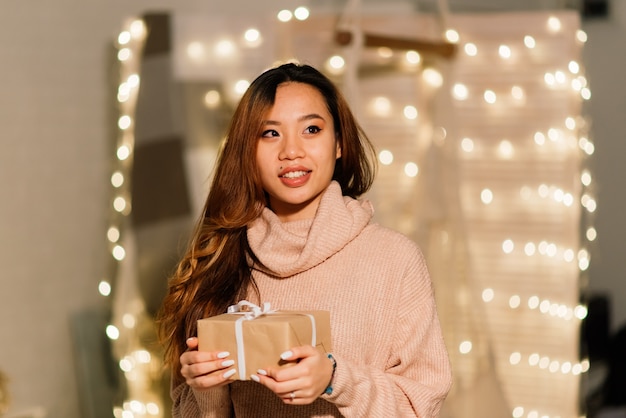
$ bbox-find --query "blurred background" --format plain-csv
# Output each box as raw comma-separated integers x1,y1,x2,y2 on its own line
0,0,624,417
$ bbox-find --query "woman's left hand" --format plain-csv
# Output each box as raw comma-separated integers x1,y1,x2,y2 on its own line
251,345,333,404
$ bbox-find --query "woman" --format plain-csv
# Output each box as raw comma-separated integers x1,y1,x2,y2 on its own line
157,63,452,417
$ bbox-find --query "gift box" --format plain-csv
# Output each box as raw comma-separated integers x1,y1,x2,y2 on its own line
197,301,332,381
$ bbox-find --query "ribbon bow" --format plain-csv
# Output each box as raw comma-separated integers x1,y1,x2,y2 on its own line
227,300,276,319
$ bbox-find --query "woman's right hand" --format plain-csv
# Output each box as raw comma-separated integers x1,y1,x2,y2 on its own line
180,337,237,390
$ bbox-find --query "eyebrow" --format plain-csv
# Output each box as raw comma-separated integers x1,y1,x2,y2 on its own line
263,113,326,125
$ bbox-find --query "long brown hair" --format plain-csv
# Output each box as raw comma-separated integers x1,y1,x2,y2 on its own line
156,62,377,373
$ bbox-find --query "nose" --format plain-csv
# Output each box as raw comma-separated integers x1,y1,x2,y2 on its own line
279,134,305,160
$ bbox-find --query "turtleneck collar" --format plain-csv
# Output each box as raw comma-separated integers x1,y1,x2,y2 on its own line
247,181,374,278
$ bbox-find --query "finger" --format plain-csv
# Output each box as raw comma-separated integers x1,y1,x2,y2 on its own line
180,351,233,381
279,345,317,362
186,337,199,350
186,367,237,390
180,349,228,367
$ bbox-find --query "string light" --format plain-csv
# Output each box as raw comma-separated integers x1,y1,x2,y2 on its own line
439,13,593,417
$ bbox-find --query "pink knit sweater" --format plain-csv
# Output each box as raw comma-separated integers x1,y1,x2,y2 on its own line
172,181,452,417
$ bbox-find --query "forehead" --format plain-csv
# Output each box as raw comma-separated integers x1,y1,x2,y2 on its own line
270,82,329,114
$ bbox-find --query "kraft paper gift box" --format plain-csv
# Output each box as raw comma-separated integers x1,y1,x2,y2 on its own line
197,301,332,381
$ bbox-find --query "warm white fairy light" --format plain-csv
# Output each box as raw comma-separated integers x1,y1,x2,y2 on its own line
204,90,221,109
403,105,418,120
243,28,260,43
460,137,474,152
277,9,293,22
112,245,126,261
480,189,493,204
511,86,525,101
445,29,460,43
326,55,345,75
118,31,131,45
422,68,443,88
106,325,120,340
502,239,514,254
111,171,124,188
498,44,512,59
214,39,235,57
547,16,562,33
483,89,496,104
405,50,421,65
118,48,131,61
377,47,393,59
294,6,309,21
452,83,468,100
498,140,514,158
581,87,591,100
371,96,391,116
113,196,127,213
459,341,472,354
117,145,130,161
524,35,536,49
98,280,112,297
107,227,120,243
186,41,205,61
129,19,145,40
464,42,478,56
118,115,132,130
122,313,136,329
404,162,419,177
378,150,394,165
585,227,597,241
234,79,250,96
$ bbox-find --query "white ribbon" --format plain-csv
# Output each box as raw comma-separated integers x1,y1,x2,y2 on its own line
225,301,317,379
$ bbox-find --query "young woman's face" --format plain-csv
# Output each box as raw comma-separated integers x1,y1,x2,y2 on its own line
256,82,341,222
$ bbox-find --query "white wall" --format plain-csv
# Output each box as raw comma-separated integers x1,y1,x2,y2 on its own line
582,1,626,332
0,1,624,417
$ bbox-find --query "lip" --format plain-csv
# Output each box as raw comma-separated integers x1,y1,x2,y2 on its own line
278,165,312,187
278,165,311,177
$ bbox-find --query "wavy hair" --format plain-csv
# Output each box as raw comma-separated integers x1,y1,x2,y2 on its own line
156,62,377,374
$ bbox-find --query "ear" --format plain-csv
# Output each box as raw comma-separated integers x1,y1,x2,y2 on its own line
335,138,342,159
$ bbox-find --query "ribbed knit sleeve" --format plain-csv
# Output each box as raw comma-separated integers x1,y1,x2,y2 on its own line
323,243,452,417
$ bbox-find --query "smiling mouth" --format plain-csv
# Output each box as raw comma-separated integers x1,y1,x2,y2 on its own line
280,170,310,179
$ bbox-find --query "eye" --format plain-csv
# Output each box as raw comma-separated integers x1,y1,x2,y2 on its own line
305,125,321,134
261,129,280,138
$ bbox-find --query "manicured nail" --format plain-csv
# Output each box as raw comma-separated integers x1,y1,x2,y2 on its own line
257,369,268,376
217,351,230,359
186,337,195,343
221,359,235,367
250,374,260,382
222,369,236,379
280,350,293,360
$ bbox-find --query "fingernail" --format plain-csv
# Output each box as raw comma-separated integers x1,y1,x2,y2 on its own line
280,350,293,360
257,369,268,376
222,369,236,379
221,359,235,367
250,374,260,382
217,351,230,359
